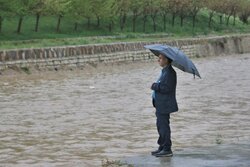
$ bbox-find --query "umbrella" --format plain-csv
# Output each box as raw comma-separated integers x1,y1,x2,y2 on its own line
144,44,201,78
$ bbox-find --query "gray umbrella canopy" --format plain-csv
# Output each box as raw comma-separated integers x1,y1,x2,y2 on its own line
144,44,201,78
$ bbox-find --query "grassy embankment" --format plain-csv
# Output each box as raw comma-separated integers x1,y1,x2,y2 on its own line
0,10,249,50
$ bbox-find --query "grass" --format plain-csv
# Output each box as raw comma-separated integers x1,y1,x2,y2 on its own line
0,10,249,50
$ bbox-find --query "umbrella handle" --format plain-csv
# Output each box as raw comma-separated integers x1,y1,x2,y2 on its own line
192,69,195,79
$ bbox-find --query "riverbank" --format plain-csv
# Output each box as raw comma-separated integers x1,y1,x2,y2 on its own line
1,34,250,75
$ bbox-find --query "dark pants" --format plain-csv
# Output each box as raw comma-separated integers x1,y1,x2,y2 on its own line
156,112,172,151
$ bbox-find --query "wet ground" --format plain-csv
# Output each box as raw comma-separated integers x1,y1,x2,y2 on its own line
0,54,250,166
125,143,250,167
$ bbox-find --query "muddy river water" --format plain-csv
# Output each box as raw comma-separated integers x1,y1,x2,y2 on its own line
0,54,250,166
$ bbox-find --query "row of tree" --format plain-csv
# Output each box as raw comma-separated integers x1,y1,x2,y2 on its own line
0,0,250,34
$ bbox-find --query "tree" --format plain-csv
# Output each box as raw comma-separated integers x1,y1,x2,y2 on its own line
160,0,170,31
238,0,250,24
223,0,240,26
177,0,191,27
29,0,47,32
189,0,204,28
128,0,143,32
169,0,191,27
149,0,161,32
13,0,49,33
69,0,92,31
45,0,71,32
205,0,222,28
11,0,32,34
0,0,13,33
90,0,104,28
212,0,228,25
141,0,150,32
116,0,130,31
168,0,180,27
101,0,117,32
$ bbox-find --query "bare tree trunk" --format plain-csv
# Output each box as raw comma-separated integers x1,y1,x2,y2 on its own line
108,23,111,32
226,15,231,26
233,13,236,26
120,13,126,31
143,14,147,32
209,17,212,28
172,13,176,27
35,13,40,32
163,14,166,31
208,12,214,28
56,15,62,32
192,15,196,28
151,12,157,32
152,16,157,32
87,17,90,29
74,22,78,31
219,15,223,24
191,8,199,28
96,16,100,27
0,16,3,33
132,13,137,32
17,16,23,34
108,20,114,32
180,17,184,27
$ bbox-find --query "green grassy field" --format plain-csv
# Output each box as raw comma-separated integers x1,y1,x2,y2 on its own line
0,10,249,50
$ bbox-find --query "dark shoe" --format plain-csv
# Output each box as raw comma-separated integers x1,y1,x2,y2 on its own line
151,149,162,155
154,150,173,157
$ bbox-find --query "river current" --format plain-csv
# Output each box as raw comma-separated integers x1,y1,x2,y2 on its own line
0,54,250,166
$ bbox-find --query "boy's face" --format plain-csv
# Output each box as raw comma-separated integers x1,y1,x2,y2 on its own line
158,54,169,67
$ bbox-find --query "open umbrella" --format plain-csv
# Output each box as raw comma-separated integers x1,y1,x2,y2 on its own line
144,44,201,78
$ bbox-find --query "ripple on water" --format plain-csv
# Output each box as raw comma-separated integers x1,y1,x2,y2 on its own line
0,54,250,166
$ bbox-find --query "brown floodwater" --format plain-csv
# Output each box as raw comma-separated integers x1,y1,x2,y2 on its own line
0,54,250,166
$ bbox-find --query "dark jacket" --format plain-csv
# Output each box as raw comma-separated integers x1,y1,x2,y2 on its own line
151,65,178,114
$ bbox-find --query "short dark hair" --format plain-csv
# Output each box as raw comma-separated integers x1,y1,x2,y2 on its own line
166,57,172,63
